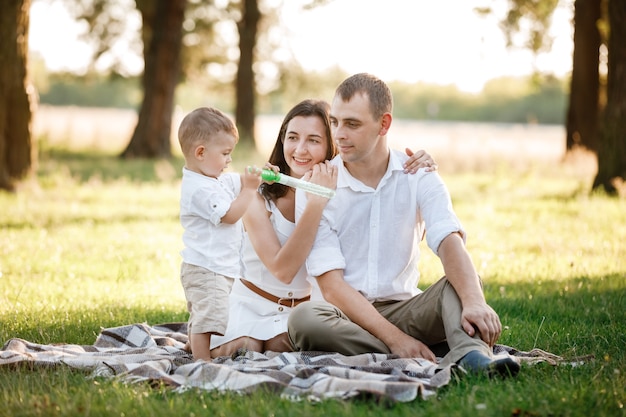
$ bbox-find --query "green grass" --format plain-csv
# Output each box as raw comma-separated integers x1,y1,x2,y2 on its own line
1,145,625,417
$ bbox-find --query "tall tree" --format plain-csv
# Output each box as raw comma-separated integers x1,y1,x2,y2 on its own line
498,0,603,152
121,0,186,158
0,0,35,191
565,0,602,152
593,0,626,193
234,0,260,146
499,0,626,193
58,0,326,156
67,0,258,154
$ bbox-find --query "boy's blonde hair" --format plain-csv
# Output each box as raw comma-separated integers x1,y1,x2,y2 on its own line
178,107,239,157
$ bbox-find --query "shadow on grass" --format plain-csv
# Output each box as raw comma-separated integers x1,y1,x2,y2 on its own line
485,272,625,360
2,276,624,416
4,273,624,359
2,265,623,370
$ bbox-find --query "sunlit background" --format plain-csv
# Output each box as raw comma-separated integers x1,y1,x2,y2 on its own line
26,0,590,176
29,0,574,93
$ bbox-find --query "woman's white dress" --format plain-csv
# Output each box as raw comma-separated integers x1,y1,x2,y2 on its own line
210,199,312,349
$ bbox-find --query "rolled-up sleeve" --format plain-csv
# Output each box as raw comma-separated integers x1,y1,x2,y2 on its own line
295,189,346,277
192,172,240,225
193,189,231,225
419,173,466,255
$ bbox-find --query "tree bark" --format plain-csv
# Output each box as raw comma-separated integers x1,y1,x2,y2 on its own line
234,0,260,148
565,0,602,153
121,0,186,159
593,0,626,193
0,0,34,191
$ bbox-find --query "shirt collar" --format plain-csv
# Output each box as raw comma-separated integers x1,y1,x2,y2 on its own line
182,166,219,183
387,149,406,172
333,149,403,192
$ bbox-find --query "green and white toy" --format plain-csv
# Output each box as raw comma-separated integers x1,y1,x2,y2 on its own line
261,169,335,199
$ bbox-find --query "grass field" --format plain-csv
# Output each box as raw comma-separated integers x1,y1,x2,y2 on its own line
1,108,625,416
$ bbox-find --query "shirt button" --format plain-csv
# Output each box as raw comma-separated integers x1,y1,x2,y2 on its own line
287,292,293,297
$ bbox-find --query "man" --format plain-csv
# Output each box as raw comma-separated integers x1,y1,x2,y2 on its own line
288,73,519,377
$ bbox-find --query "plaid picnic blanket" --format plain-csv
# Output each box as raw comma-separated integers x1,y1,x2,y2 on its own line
0,322,571,403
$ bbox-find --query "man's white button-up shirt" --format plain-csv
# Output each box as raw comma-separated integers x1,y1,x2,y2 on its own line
296,149,465,302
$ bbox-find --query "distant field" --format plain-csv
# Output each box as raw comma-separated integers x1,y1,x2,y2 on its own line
33,105,597,179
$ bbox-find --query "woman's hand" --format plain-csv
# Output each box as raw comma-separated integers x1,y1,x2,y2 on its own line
263,162,279,172
303,161,337,202
404,148,438,174
303,161,337,187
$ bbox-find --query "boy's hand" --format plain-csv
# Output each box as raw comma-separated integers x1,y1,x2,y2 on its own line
261,162,280,183
243,166,263,190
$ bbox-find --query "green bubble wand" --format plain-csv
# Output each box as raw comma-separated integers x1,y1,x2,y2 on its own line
260,169,335,199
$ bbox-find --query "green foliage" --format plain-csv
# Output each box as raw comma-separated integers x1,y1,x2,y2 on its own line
33,69,568,125
500,0,560,52
38,72,142,109
390,74,567,124
1,147,624,416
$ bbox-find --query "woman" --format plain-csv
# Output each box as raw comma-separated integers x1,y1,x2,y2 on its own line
209,99,436,356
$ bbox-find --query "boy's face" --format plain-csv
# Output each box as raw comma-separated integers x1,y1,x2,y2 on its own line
193,131,237,178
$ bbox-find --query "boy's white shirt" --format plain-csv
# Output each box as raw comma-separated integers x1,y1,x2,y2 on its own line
180,168,244,278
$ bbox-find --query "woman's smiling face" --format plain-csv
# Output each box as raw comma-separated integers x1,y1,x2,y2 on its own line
282,115,329,178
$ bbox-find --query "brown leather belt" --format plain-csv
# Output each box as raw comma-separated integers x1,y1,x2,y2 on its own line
240,279,310,308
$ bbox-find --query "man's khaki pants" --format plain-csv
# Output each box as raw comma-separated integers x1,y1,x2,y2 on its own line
287,277,492,369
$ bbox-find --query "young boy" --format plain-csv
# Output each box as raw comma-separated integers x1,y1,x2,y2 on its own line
177,107,262,361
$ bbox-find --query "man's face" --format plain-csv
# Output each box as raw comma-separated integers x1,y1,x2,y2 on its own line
329,92,383,164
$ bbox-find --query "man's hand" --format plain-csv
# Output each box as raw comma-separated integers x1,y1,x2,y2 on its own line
461,302,502,347
438,233,502,347
319,271,437,362
387,333,436,362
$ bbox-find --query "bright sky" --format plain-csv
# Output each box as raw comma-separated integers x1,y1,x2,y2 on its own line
29,0,574,93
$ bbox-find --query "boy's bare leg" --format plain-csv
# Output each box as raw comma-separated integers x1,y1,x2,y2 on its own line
190,332,213,361
211,336,263,358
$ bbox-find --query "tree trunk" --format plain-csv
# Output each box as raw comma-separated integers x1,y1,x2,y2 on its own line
234,0,260,148
0,0,34,191
121,0,186,159
565,0,602,153
593,0,626,193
